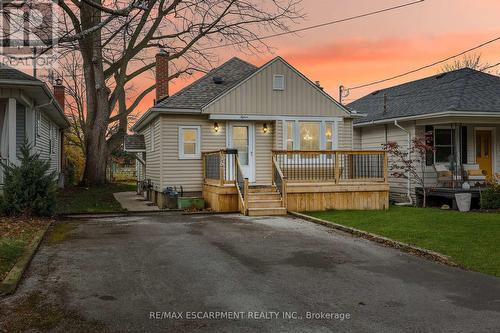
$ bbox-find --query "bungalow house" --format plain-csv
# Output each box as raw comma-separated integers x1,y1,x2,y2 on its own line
0,65,69,190
349,68,500,204
130,55,389,215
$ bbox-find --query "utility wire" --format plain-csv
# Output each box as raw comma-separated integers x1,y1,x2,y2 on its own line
348,35,500,90
200,0,425,51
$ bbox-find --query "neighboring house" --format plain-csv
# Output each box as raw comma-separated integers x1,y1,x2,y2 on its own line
349,68,500,203
129,55,389,215
0,65,69,189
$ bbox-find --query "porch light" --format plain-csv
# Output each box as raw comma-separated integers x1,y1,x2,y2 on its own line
263,123,268,134
213,122,220,133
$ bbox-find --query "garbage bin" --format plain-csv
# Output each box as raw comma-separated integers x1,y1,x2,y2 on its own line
163,187,179,209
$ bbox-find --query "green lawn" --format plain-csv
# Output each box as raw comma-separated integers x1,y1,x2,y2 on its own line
56,182,136,215
306,206,500,277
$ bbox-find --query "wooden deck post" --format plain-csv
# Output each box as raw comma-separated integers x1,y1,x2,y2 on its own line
202,153,206,182
334,152,340,183
383,151,389,183
219,150,224,186
244,178,249,215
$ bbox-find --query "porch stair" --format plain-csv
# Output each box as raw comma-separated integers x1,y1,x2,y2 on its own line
246,185,287,216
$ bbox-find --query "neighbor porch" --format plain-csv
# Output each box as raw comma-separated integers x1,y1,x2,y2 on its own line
202,149,389,215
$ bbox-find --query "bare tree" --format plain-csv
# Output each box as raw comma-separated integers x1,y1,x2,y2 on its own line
441,53,491,73
3,0,303,185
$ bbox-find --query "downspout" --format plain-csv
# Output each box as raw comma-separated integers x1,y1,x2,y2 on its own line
394,120,413,205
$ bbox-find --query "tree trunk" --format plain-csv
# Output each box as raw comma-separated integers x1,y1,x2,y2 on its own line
79,1,112,186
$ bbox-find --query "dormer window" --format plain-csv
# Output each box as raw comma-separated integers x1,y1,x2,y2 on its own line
273,75,285,91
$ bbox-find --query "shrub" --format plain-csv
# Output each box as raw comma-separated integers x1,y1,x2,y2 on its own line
0,141,57,216
480,185,500,210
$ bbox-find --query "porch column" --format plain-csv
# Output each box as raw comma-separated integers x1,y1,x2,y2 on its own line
7,98,16,162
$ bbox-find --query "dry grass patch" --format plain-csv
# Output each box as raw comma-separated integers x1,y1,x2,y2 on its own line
0,217,51,280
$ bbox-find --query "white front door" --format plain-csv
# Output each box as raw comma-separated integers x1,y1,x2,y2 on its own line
227,123,255,182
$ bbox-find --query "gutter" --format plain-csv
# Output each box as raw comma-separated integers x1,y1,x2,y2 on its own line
354,110,500,127
394,120,413,206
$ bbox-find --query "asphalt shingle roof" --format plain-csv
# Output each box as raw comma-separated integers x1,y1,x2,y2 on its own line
124,134,146,152
154,57,258,110
348,68,500,124
0,63,40,82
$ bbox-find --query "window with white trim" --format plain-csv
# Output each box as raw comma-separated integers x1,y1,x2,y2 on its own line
325,122,335,150
284,120,337,151
179,126,201,159
49,123,56,155
434,128,456,163
286,121,294,150
273,75,285,91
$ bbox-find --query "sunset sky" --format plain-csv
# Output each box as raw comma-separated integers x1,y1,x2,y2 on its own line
136,0,500,112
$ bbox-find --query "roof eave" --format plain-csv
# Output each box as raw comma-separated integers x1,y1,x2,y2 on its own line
131,107,201,132
353,110,500,127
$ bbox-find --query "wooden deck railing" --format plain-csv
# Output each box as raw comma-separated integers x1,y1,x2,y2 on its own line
203,149,249,213
202,149,239,186
235,155,248,214
272,150,388,183
272,157,287,207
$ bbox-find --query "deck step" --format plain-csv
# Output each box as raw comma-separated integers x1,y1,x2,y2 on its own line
247,199,283,209
247,207,287,216
248,186,278,193
247,192,281,201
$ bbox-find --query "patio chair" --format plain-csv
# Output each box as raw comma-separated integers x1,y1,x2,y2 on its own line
462,164,487,186
434,163,462,187
494,173,500,184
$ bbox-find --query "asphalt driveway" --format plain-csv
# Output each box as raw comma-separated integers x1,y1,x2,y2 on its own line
1,212,499,333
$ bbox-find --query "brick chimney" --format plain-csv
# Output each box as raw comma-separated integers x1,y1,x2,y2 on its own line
155,49,169,101
53,78,65,111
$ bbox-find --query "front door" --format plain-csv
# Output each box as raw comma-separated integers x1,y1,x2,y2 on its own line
228,123,255,182
476,130,493,180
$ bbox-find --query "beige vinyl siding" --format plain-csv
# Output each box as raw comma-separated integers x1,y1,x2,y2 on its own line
338,118,353,149
140,117,162,189
160,114,226,192
203,58,347,118
255,121,273,183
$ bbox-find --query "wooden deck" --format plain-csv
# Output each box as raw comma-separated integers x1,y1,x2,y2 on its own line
202,150,390,214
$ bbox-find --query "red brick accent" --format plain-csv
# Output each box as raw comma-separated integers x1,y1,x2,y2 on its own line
156,51,169,101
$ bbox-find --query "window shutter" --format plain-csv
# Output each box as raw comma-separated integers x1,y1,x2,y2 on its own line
425,125,433,166
461,126,468,164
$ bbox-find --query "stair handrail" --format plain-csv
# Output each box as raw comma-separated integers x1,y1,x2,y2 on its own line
272,156,287,208
235,155,248,214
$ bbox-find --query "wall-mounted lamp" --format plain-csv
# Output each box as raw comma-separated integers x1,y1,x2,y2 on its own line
213,122,220,133
263,123,268,134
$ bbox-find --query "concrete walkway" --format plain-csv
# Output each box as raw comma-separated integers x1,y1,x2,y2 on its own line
113,191,159,211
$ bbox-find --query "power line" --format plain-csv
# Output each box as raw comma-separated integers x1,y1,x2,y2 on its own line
348,35,500,90
200,0,425,51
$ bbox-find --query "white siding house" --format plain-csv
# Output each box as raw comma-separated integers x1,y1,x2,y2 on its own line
0,66,69,189
349,68,500,203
